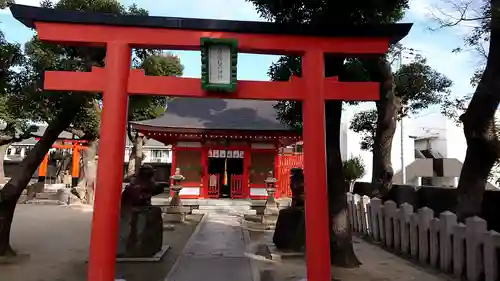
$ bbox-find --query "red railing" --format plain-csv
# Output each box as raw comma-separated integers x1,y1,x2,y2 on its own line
277,153,303,197
230,175,245,198
208,174,220,198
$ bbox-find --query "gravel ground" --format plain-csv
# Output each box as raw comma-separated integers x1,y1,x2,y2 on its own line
0,204,202,281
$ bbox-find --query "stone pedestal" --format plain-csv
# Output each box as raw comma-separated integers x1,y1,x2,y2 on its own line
264,189,279,216
117,206,164,258
169,186,182,207
26,182,44,200
163,206,190,222
273,208,305,251
165,168,189,223
263,172,279,227
56,188,71,204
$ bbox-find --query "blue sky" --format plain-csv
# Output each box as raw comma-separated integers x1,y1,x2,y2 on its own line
0,0,478,105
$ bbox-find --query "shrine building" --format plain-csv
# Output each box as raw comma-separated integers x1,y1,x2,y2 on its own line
130,97,301,200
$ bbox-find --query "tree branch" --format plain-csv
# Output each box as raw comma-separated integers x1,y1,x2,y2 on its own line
428,0,486,30
127,123,135,142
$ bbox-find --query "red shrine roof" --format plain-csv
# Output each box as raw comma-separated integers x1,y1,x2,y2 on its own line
130,98,297,137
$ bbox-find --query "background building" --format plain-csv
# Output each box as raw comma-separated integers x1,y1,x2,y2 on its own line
3,127,172,182
343,111,498,190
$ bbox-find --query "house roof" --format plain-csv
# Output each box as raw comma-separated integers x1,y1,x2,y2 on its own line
131,98,292,133
13,125,167,147
31,125,74,140
10,5,411,44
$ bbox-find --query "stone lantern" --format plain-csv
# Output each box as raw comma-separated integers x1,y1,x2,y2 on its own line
164,168,190,222
169,168,185,207
263,170,279,216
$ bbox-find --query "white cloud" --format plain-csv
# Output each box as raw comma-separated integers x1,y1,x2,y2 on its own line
409,0,434,19
124,0,262,21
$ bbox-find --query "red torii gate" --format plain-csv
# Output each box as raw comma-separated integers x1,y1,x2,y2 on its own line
11,5,411,281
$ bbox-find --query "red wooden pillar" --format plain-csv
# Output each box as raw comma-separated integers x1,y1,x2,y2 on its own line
273,148,280,198
71,144,80,187
37,153,49,183
169,144,177,197
201,144,208,198
302,50,331,281
243,145,251,198
87,42,131,281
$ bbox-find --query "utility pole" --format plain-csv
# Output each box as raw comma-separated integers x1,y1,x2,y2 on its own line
397,48,406,184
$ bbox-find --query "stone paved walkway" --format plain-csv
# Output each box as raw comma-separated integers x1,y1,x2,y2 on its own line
164,211,255,281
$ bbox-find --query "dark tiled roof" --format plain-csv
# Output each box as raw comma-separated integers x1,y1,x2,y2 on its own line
32,125,74,140
10,5,412,43
132,98,290,132
21,125,167,147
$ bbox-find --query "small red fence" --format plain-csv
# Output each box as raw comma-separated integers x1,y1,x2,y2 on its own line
277,153,303,197
208,174,220,198
230,175,245,198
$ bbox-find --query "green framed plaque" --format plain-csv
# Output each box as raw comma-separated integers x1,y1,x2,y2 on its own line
200,38,238,92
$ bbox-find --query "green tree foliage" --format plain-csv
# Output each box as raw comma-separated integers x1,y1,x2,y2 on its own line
0,0,14,9
350,55,453,151
128,53,184,122
0,30,34,144
349,110,378,151
0,29,39,183
343,156,366,183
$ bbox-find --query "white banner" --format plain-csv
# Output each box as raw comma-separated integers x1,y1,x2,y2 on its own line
208,149,243,158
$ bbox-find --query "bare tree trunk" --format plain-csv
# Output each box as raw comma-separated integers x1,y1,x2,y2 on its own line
366,57,401,197
326,100,361,267
321,56,361,267
0,144,9,184
55,153,72,183
78,140,98,205
0,101,81,256
135,133,145,170
126,145,136,178
456,2,500,221
126,128,145,178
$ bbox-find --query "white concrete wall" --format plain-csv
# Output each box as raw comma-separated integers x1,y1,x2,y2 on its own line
412,113,467,161
412,113,467,186
123,147,172,164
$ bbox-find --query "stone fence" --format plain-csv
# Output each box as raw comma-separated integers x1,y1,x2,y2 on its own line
347,192,500,281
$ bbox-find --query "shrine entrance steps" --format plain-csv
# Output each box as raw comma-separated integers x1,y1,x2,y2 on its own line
151,198,292,217
194,199,256,216
164,209,256,281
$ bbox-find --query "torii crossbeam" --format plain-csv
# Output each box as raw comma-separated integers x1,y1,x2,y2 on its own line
10,4,411,281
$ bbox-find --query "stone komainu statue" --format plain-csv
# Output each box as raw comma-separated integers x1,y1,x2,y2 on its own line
289,167,304,208
117,165,165,258
121,165,164,207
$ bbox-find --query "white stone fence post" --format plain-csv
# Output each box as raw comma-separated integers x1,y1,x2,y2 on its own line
347,192,500,281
